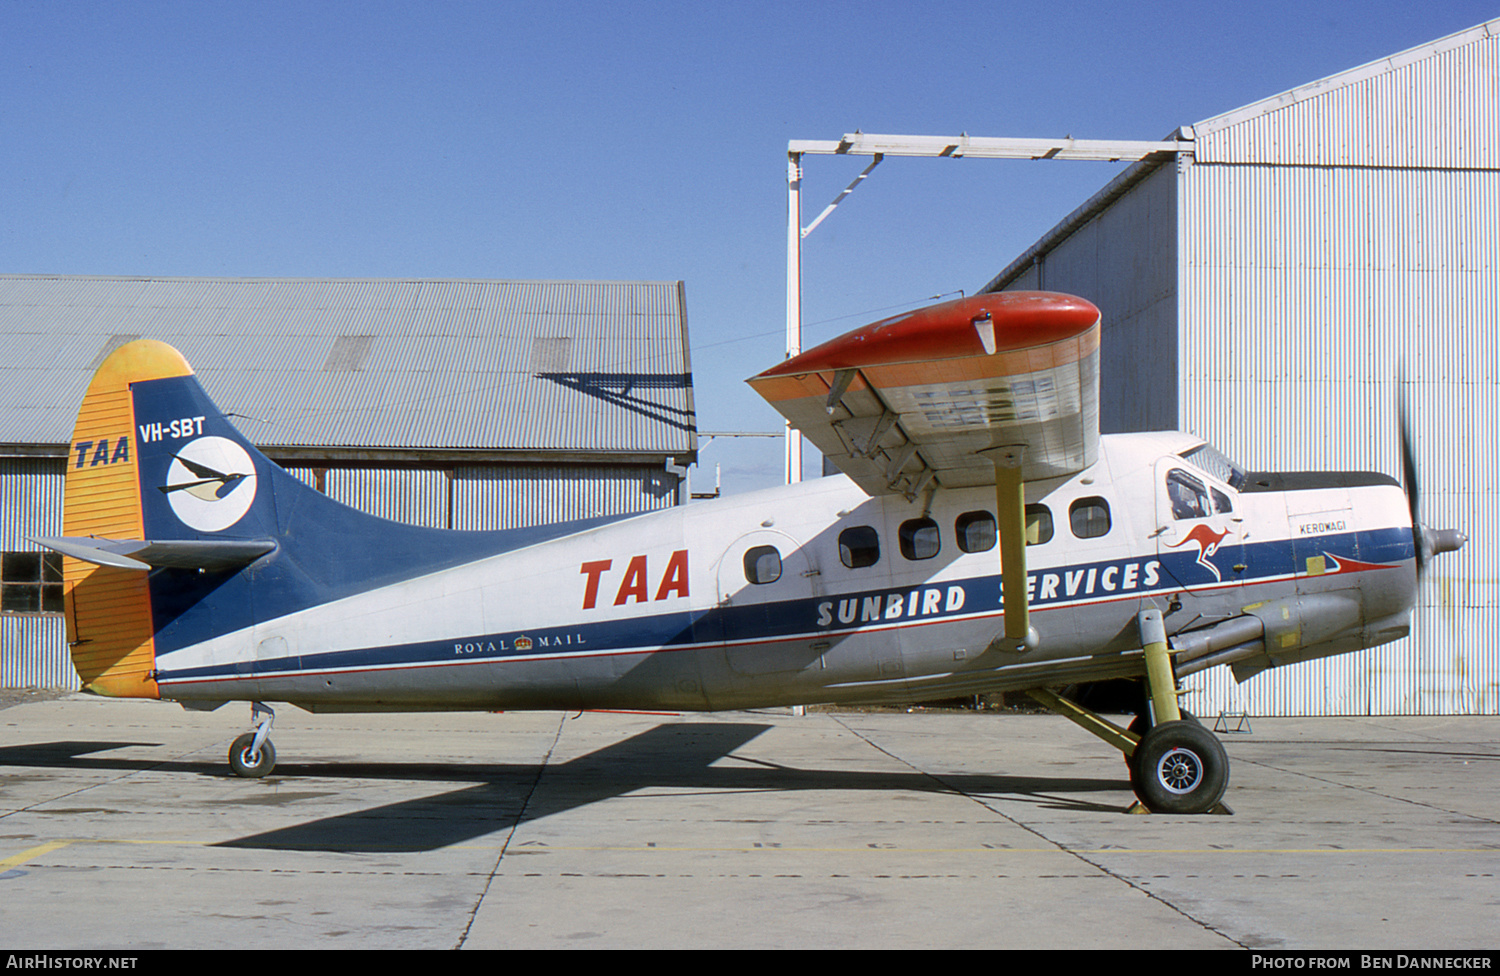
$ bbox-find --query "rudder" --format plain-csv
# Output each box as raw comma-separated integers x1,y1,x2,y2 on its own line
62,340,194,698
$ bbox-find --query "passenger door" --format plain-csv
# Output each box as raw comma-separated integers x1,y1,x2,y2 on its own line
711,529,821,676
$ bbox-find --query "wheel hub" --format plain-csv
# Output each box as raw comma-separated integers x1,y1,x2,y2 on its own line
1156,747,1204,794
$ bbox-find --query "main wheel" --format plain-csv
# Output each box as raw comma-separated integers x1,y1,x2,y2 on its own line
1129,719,1227,814
1128,708,1199,738
229,732,276,778
1125,708,1199,776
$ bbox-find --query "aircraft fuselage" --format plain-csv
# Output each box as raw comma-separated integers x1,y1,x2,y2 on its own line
153,430,1417,714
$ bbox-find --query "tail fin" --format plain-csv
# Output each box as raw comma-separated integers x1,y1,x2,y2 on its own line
50,339,603,702
60,341,195,697
57,341,297,696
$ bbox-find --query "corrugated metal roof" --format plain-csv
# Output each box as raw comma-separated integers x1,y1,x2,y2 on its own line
984,17,1500,297
0,276,697,460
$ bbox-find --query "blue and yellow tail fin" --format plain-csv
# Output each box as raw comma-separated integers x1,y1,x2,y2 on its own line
47,339,610,701
59,341,194,698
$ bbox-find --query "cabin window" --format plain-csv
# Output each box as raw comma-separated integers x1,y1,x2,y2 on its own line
838,526,880,569
1,552,63,614
743,545,782,585
956,511,995,553
1166,469,1211,520
1026,504,1054,546
899,518,940,560
956,507,1052,551
1069,497,1111,539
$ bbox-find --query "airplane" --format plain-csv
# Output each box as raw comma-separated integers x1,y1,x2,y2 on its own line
36,291,1465,815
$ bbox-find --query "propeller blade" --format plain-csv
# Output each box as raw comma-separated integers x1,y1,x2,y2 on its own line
1397,381,1425,576
1398,371,1468,575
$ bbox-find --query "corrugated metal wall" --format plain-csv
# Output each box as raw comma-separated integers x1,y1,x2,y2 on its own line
996,20,1500,716
281,466,454,529
1005,161,1183,434
1178,158,1499,717
0,459,76,688
450,465,677,530
1192,21,1499,169
0,459,62,549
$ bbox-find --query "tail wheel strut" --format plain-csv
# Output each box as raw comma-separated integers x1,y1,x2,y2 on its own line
229,701,276,778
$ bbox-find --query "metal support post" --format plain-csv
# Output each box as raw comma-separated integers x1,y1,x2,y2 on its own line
785,152,803,484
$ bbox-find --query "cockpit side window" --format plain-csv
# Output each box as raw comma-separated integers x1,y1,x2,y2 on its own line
1180,443,1247,490
1210,486,1232,515
1167,469,1211,520
955,511,996,553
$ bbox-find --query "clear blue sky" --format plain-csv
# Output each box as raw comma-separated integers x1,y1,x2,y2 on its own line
3,1,1494,493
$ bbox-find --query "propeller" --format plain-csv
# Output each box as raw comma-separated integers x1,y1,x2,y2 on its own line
1398,375,1465,576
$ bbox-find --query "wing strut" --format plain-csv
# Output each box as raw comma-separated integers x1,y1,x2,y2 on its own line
982,445,1037,652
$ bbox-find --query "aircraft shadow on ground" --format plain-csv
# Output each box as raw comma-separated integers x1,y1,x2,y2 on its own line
1,723,1129,853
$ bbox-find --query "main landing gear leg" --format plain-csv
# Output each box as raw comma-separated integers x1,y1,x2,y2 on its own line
229,701,277,778
1130,609,1229,814
1026,610,1231,815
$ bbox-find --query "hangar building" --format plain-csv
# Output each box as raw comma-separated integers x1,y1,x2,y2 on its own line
0,275,697,688
985,19,1498,715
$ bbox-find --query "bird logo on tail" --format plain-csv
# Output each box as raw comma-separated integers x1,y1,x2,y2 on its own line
159,436,258,532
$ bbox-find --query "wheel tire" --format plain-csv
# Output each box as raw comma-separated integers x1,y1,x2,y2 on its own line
229,732,276,778
1129,708,1199,738
1130,719,1227,814
1125,709,1199,776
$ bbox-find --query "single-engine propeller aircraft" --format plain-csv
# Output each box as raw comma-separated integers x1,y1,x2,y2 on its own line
39,291,1464,814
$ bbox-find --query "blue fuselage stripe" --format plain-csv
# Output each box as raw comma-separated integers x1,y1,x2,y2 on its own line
154,526,1413,686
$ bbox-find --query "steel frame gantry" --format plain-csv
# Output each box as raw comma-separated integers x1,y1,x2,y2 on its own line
784,130,1189,485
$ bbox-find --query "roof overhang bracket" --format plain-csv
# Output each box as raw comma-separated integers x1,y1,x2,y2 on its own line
801,154,883,240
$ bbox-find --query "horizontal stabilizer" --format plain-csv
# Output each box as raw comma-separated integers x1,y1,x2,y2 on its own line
34,536,275,572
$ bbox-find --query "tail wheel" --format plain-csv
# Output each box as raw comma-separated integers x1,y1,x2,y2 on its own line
229,732,276,778
1129,719,1227,814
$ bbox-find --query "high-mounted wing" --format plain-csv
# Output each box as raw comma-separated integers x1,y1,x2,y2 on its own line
748,291,1102,653
747,292,1101,499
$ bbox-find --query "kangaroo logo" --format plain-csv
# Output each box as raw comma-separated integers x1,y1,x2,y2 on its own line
159,436,258,532
1168,524,1232,582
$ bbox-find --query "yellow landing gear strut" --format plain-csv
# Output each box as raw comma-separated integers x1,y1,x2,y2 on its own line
982,446,1228,814
1027,610,1231,815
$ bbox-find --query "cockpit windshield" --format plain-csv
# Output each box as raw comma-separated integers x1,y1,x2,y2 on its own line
1180,443,1247,490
